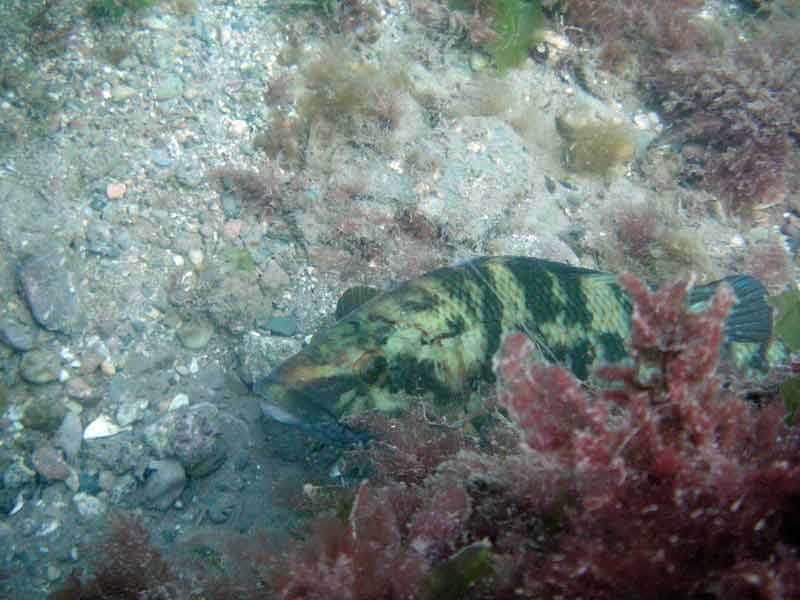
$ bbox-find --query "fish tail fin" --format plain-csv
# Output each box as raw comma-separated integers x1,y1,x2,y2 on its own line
690,275,772,344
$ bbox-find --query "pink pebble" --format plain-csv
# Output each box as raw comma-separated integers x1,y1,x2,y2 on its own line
223,219,242,238
106,182,127,199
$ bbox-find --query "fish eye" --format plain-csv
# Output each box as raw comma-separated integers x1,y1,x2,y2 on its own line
353,349,388,385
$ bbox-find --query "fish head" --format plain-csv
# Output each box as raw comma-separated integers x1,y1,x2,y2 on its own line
254,312,408,443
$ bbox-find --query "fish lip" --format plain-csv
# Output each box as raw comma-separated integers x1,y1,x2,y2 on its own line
259,400,304,426
255,378,370,445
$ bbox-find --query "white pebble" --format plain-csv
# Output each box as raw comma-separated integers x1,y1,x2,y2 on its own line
169,393,190,411
229,119,248,136
100,359,116,376
106,182,126,200
188,248,204,267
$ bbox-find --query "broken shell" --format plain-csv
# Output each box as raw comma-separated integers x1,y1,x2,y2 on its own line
10,492,24,516
542,30,571,51
83,415,130,440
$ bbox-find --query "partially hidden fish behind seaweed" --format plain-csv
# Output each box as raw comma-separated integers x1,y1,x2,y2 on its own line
255,256,789,443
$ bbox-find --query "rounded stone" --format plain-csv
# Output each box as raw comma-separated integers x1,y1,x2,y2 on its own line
32,446,71,481
22,396,67,432
20,349,60,384
0,320,36,352
177,318,214,350
72,492,107,520
17,247,79,333
142,459,186,510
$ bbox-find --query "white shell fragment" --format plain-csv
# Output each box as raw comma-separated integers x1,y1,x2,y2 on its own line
83,415,130,440
10,492,24,516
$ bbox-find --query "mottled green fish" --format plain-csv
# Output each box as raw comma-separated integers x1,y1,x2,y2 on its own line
255,256,786,442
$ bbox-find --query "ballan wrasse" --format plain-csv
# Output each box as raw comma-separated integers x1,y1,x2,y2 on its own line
255,256,785,442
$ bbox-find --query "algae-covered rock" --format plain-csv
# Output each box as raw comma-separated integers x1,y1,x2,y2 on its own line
556,108,635,177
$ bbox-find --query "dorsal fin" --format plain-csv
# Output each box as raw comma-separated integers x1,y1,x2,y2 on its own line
335,286,382,320
690,275,772,344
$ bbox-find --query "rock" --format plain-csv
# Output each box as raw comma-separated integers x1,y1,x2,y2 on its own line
105,182,126,200
65,377,98,406
3,460,36,489
153,74,183,101
72,492,107,520
223,219,242,238
116,400,144,427
486,232,580,265
22,396,66,432
207,492,239,523
142,459,185,510
111,85,137,101
86,222,126,258
175,158,203,188
260,260,291,293
19,349,61,383
32,446,72,481
55,411,82,462
229,119,248,136
236,331,300,387
168,393,189,411
0,319,36,351
143,403,227,478
176,318,214,349
17,246,79,333
265,315,298,337
151,148,172,167
188,248,204,268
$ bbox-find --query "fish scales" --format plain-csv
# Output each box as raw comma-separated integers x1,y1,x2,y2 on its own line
255,256,783,442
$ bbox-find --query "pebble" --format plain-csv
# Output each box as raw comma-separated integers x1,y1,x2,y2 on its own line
22,397,66,432
55,411,83,461
260,260,291,292
141,16,169,31
188,248,204,268
72,492,107,520
86,222,120,258
223,219,242,238
177,318,214,349
47,564,61,583
153,74,184,101
175,158,204,188
266,315,298,337
143,459,186,510
111,85,137,101
116,400,144,427
469,52,489,72
106,182,126,200
207,492,239,524
98,470,116,491
144,403,227,477
168,393,190,411
0,320,36,351
20,349,60,383
3,460,36,489
229,119,248,136
18,247,79,333
65,377,97,404
32,446,72,481
151,148,172,167
100,359,116,376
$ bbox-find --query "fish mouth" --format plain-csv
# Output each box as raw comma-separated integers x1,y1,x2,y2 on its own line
254,377,368,446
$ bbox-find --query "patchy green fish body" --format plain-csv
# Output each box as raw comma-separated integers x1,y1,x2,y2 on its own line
255,256,784,438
